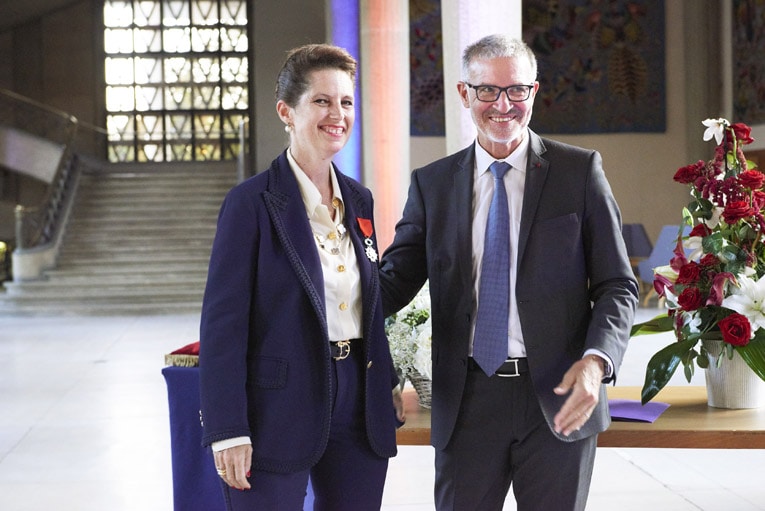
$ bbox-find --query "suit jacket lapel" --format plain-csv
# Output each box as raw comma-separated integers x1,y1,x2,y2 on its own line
262,152,328,335
454,146,476,298
336,172,379,343
518,131,549,267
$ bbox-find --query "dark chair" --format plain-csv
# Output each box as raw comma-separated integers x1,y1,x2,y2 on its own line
621,223,653,259
621,223,653,299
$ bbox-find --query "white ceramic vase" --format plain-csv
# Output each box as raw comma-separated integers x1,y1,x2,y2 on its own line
702,340,765,409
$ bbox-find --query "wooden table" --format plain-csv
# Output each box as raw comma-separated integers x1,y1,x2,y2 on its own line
396,386,765,449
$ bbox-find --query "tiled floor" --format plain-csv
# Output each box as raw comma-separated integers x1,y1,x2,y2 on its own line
1,309,764,510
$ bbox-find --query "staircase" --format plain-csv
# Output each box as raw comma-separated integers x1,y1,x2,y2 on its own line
0,162,237,315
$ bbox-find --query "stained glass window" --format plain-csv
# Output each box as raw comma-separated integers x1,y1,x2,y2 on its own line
103,1,249,162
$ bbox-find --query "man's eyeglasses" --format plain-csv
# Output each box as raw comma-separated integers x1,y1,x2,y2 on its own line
464,83,535,102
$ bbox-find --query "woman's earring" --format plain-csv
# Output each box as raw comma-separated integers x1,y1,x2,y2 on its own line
284,124,292,133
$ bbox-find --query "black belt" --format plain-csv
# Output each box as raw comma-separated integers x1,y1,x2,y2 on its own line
329,339,361,360
468,357,529,377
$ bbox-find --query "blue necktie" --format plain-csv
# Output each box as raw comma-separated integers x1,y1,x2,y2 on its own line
473,161,511,376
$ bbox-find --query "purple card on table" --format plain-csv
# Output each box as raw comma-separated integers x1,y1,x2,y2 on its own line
608,399,670,422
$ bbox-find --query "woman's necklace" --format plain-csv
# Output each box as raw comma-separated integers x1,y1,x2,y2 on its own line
314,224,346,255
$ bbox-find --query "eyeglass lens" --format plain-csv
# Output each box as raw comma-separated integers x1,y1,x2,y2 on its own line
472,85,532,102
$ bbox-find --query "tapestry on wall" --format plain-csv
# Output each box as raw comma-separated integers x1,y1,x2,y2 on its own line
732,0,765,125
522,0,666,134
410,0,445,137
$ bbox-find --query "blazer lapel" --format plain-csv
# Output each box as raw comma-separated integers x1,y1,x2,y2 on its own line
336,172,379,343
454,146,476,296
262,152,328,335
517,131,549,267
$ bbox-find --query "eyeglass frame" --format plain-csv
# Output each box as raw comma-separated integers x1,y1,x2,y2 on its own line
463,83,536,102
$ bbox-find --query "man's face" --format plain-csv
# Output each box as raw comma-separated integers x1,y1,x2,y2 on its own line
457,56,539,159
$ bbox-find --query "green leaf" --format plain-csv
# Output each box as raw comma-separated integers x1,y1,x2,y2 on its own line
631,314,674,337
736,336,765,381
641,338,698,404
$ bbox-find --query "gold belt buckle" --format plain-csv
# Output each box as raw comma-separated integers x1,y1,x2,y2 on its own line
334,340,351,360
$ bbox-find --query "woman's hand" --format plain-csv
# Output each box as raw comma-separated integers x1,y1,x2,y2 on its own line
213,444,253,490
393,386,406,425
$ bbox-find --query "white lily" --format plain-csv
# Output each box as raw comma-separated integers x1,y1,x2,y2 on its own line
702,118,729,145
721,274,765,332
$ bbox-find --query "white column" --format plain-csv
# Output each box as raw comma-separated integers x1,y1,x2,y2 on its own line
441,0,522,154
359,0,410,251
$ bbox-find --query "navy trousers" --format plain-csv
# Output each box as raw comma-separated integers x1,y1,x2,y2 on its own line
221,346,389,511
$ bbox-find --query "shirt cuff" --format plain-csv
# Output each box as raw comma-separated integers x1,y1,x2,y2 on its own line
583,348,614,382
212,436,251,452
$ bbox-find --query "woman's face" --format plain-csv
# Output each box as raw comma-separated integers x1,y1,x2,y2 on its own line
278,68,355,161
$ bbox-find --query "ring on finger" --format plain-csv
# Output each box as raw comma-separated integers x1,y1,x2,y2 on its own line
216,468,227,476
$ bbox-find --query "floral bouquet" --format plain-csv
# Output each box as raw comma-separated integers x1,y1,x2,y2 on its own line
633,118,765,404
385,282,432,387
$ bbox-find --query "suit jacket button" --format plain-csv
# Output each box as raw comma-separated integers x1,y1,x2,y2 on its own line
367,361,373,369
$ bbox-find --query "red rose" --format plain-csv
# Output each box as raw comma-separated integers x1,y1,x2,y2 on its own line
699,253,718,267
722,200,753,224
754,191,765,210
738,170,765,190
718,313,751,346
689,224,711,238
731,123,754,145
677,262,702,284
674,161,705,184
677,287,703,311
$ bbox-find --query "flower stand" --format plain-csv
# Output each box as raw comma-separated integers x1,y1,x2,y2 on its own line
703,340,765,409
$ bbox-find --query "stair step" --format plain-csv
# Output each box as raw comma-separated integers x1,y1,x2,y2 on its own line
0,159,234,315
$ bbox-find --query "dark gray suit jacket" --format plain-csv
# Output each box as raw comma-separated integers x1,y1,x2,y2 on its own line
379,130,639,449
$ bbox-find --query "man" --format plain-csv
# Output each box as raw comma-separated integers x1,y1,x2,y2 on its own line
379,34,638,510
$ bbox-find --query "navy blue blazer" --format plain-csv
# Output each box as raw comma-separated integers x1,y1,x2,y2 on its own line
380,131,639,449
199,151,399,474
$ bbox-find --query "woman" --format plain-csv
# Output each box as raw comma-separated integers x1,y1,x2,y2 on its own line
199,44,405,510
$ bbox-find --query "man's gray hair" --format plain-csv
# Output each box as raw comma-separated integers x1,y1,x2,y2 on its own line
461,34,538,81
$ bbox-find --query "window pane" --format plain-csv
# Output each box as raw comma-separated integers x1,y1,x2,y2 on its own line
194,86,221,109
165,57,192,83
192,1,219,26
192,57,220,84
221,1,247,25
106,114,134,141
165,114,193,138
105,57,135,85
134,57,163,84
191,28,220,52
163,0,190,27
196,142,221,161
134,28,162,53
222,86,247,109
105,28,134,54
104,1,133,28
135,86,163,111
106,86,135,111
167,142,193,161
221,57,247,82
221,27,247,52
137,143,164,162
136,114,164,140
165,86,192,109
134,1,161,27
163,28,192,53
